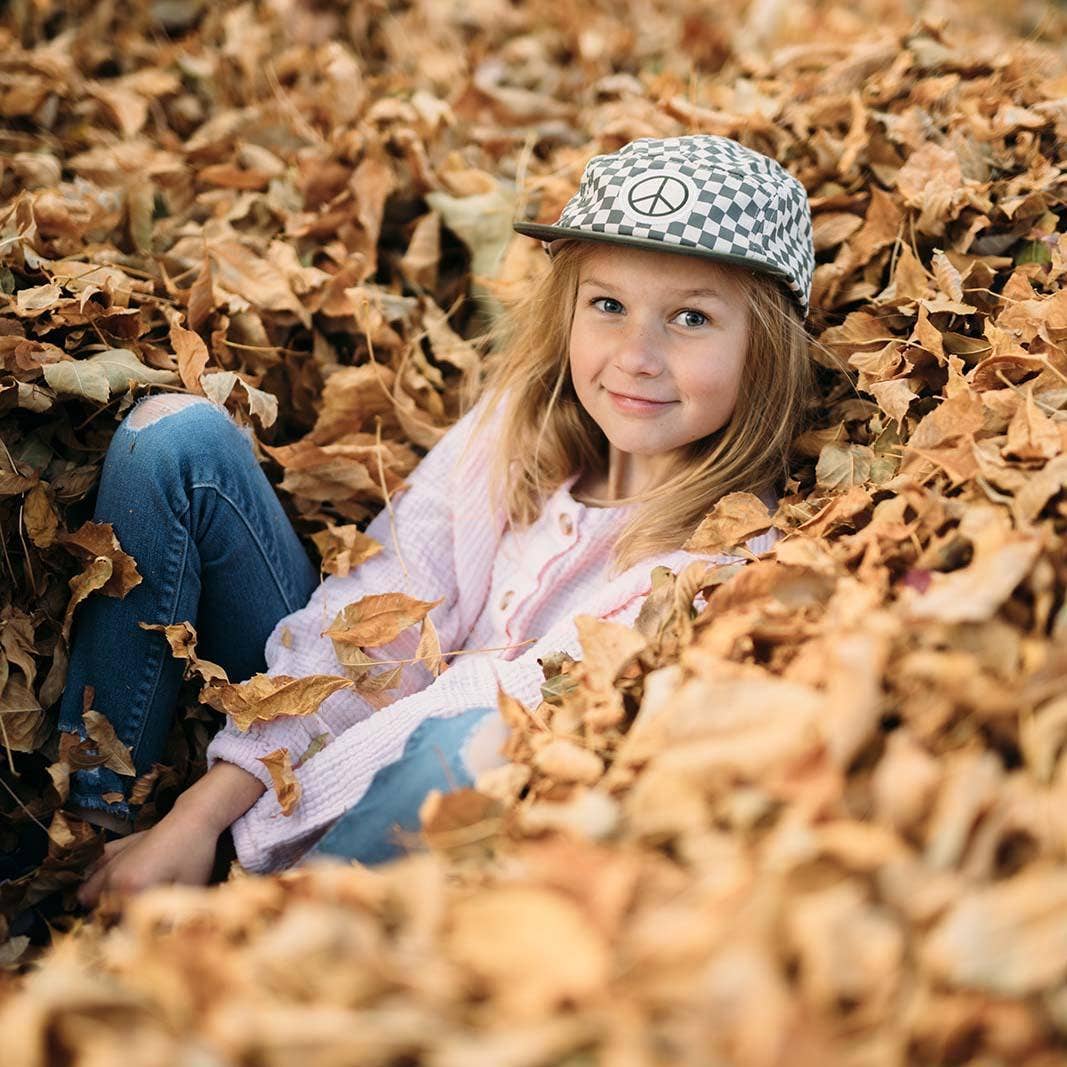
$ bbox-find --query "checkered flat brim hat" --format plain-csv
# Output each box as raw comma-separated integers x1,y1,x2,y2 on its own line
513,135,815,319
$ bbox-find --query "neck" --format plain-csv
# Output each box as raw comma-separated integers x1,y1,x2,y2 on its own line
576,448,673,504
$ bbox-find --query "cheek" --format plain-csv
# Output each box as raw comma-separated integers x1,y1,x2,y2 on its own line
567,326,598,384
682,361,744,407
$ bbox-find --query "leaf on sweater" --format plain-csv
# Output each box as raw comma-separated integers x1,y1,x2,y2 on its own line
258,748,301,816
82,709,136,776
324,592,444,649
292,733,330,769
416,614,444,677
351,664,403,696
199,673,354,732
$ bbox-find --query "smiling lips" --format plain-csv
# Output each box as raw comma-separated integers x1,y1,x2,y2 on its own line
606,388,676,414
610,390,674,405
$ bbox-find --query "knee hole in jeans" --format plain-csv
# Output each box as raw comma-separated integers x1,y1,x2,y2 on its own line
126,393,215,430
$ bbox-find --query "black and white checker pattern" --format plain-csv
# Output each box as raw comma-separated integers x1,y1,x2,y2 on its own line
513,136,815,318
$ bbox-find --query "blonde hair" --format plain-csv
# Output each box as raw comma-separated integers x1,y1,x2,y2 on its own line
463,239,815,579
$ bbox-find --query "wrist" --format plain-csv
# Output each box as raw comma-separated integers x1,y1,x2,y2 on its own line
172,760,268,835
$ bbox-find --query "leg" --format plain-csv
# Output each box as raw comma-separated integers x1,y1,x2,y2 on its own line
57,394,320,828
299,705,509,867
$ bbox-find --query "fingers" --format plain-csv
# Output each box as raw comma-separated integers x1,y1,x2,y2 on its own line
77,834,144,909
77,864,109,909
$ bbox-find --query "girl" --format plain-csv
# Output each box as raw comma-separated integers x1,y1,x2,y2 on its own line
71,135,815,906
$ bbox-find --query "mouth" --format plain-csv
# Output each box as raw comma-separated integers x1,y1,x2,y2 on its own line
605,388,677,415
606,389,675,405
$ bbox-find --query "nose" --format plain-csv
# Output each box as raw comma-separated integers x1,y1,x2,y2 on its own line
610,315,664,378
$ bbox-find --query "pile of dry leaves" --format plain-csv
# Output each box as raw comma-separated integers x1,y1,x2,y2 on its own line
3,0,1067,1063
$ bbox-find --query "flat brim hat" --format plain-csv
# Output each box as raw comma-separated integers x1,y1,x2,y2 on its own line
513,135,815,320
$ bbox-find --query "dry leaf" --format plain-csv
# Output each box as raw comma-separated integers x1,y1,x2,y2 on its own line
199,673,354,732
82,709,136,776
258,748,302,815
323,592,444,649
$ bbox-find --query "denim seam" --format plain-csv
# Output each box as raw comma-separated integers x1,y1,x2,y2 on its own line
189,480,309,615
124,498,193,771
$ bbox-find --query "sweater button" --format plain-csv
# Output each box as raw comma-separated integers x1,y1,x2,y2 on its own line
559,513,574,536
499,590,514,611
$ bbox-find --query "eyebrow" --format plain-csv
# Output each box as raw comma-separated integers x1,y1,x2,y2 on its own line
578,277,726,301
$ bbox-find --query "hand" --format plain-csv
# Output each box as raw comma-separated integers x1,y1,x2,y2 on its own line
76,810,221,910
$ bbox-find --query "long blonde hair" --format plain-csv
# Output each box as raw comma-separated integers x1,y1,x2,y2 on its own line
463,239,815,579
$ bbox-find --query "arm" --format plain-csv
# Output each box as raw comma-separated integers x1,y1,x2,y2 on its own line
76,760,268,908
171,758,267,832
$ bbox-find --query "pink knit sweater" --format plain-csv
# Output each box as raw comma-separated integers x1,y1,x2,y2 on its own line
206,396,778,872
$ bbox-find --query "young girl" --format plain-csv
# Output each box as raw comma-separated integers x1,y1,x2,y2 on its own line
71,135,814,906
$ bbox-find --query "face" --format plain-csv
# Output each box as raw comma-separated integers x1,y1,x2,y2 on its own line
567,243,750,493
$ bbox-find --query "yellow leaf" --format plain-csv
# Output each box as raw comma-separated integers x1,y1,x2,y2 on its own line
83,709,136,776
446,886,610,1019
416,614,444,677
62,557,113,641
59,520,143,598
199,673,353,732
168,317,210,392
138,620,228,684
323,592,444,649
258,748,302,816
684,491,773,556
533,738,604,785
23,483,58,548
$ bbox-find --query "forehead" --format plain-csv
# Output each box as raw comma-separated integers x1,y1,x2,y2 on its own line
575,242,746,295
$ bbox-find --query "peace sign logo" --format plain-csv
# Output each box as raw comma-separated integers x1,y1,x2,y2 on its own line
625,173,692,218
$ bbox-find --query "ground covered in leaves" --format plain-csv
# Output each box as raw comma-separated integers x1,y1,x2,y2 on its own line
3,0,1067,1063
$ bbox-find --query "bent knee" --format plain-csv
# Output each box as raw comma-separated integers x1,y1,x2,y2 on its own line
126,393,215,430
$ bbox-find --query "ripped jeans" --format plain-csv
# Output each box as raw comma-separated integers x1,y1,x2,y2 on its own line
58,394,506,866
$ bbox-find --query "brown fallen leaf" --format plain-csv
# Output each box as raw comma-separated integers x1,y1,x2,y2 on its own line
415,614,444,677
83,709,136,776
684,491,773,555
61,556,114,641
258,748,302,816
168,316,210,392
59,520,143,599
323,592,444,648
138,620,228,685
445,885,611,1019
199,673,354,732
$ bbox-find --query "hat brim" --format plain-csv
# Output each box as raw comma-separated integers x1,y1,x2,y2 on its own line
512,221,805,316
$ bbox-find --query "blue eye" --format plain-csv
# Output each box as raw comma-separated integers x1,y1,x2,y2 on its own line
591,297,623,314
676,309,709,328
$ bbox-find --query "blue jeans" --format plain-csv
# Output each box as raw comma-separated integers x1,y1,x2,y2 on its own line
59,396,504,867
58,395,321,823
300,703,496,866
